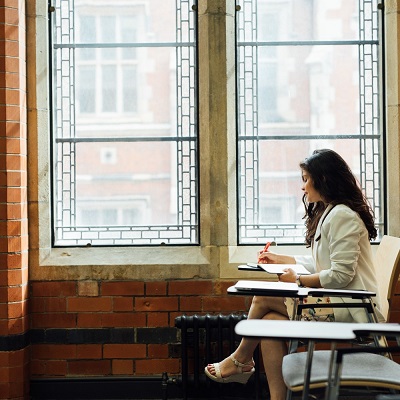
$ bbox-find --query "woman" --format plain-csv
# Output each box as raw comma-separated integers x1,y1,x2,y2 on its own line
204,149,383,400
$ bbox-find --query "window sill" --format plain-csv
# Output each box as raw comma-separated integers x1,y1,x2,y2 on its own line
30,244,310,281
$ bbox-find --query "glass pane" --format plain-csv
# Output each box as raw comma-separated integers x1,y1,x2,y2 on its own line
74,0,177,43
123,66,137,113
78,15,95,59
75,141,177,226
101,15,116,59
257,45,360,134
102,65,117,112
77,66,96,113
256,0,361,42
52,0,198,246
237,0,383,244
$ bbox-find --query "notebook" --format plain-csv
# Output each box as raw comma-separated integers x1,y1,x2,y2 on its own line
246,263,311,275
233,280,375,298
234,280,299,293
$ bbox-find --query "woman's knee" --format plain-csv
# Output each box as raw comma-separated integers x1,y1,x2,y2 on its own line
262,311,289,321
251,295,273,310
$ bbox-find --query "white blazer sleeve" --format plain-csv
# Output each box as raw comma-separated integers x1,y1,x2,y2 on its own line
318,207,362,289
294,255,315,273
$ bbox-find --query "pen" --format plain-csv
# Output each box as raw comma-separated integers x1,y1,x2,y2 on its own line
263,242,271,252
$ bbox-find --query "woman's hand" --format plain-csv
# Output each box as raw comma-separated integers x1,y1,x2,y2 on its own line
257,250,281,264
257,250,296,265
278,268,297,283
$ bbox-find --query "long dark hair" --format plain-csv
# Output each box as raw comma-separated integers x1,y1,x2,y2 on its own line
300,149,377,247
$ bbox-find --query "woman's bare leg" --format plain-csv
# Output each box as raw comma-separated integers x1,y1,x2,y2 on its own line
206,295,288,378
260,302,290,400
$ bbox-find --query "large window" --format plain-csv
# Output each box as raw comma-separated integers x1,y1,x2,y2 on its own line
51,0,198,246
237,0,384,244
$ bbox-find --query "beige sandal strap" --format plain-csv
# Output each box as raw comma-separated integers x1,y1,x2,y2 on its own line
230,355,254,373
212,362,222,379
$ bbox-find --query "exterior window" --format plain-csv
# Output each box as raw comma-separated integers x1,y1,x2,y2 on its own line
237,0,384,244
51,0,198,246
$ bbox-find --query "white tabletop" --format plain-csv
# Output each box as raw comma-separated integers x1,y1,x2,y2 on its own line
234,320,400,341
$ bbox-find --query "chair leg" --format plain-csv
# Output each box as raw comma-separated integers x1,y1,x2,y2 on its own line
285,389,293,400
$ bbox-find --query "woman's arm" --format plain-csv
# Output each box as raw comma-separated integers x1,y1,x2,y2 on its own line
279,268,322,287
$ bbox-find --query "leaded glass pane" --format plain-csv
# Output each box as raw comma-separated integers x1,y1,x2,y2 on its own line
237,0,383,244
51,0,198,246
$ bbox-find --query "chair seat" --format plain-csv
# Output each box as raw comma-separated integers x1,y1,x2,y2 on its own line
283,350,400,390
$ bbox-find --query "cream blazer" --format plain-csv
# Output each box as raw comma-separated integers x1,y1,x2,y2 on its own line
294,204,384,322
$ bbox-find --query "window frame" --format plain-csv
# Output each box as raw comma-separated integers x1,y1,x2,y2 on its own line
49,0,199,247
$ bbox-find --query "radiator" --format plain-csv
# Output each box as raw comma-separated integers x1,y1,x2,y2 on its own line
174,314,264,399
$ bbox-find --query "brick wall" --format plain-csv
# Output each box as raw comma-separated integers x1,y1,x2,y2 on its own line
0,0,29,399
28,278,400,381
29,279,251,378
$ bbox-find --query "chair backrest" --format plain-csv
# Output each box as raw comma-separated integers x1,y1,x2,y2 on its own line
373,235,400,320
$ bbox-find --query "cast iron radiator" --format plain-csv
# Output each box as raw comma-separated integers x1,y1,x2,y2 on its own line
174,314,264,399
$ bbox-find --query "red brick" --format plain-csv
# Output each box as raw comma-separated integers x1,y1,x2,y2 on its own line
30,360,67,377
135,297,178,312
169,312,183,327
0,88,19,105
77,313,103,328
135,359,179,375
0,268,27,286
214,280,239,295
78,312,146,328
146,281,167,295
31,281,76,297
5,171,27,187
5,267,28,286
31,344,76,360
102,313,146,328
0,301,26,319
30,313,77,329
7,138,27,156
180,296,202,311
45,297,67,312
112,359,133,375
169,280,213,295
147,312,169,327
103,344,146,359
2,7,19,25
0,320,8,335
5,202,26,219
0,285,27,302
7,314,28,334
113,297,133,311
76,344,102,359
68,360,111,376
29,297,46,313
101,281,144,296
148,344,168,358
0,381,26,399
1,252,27,269
67,297,112,312
2,122,26,139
